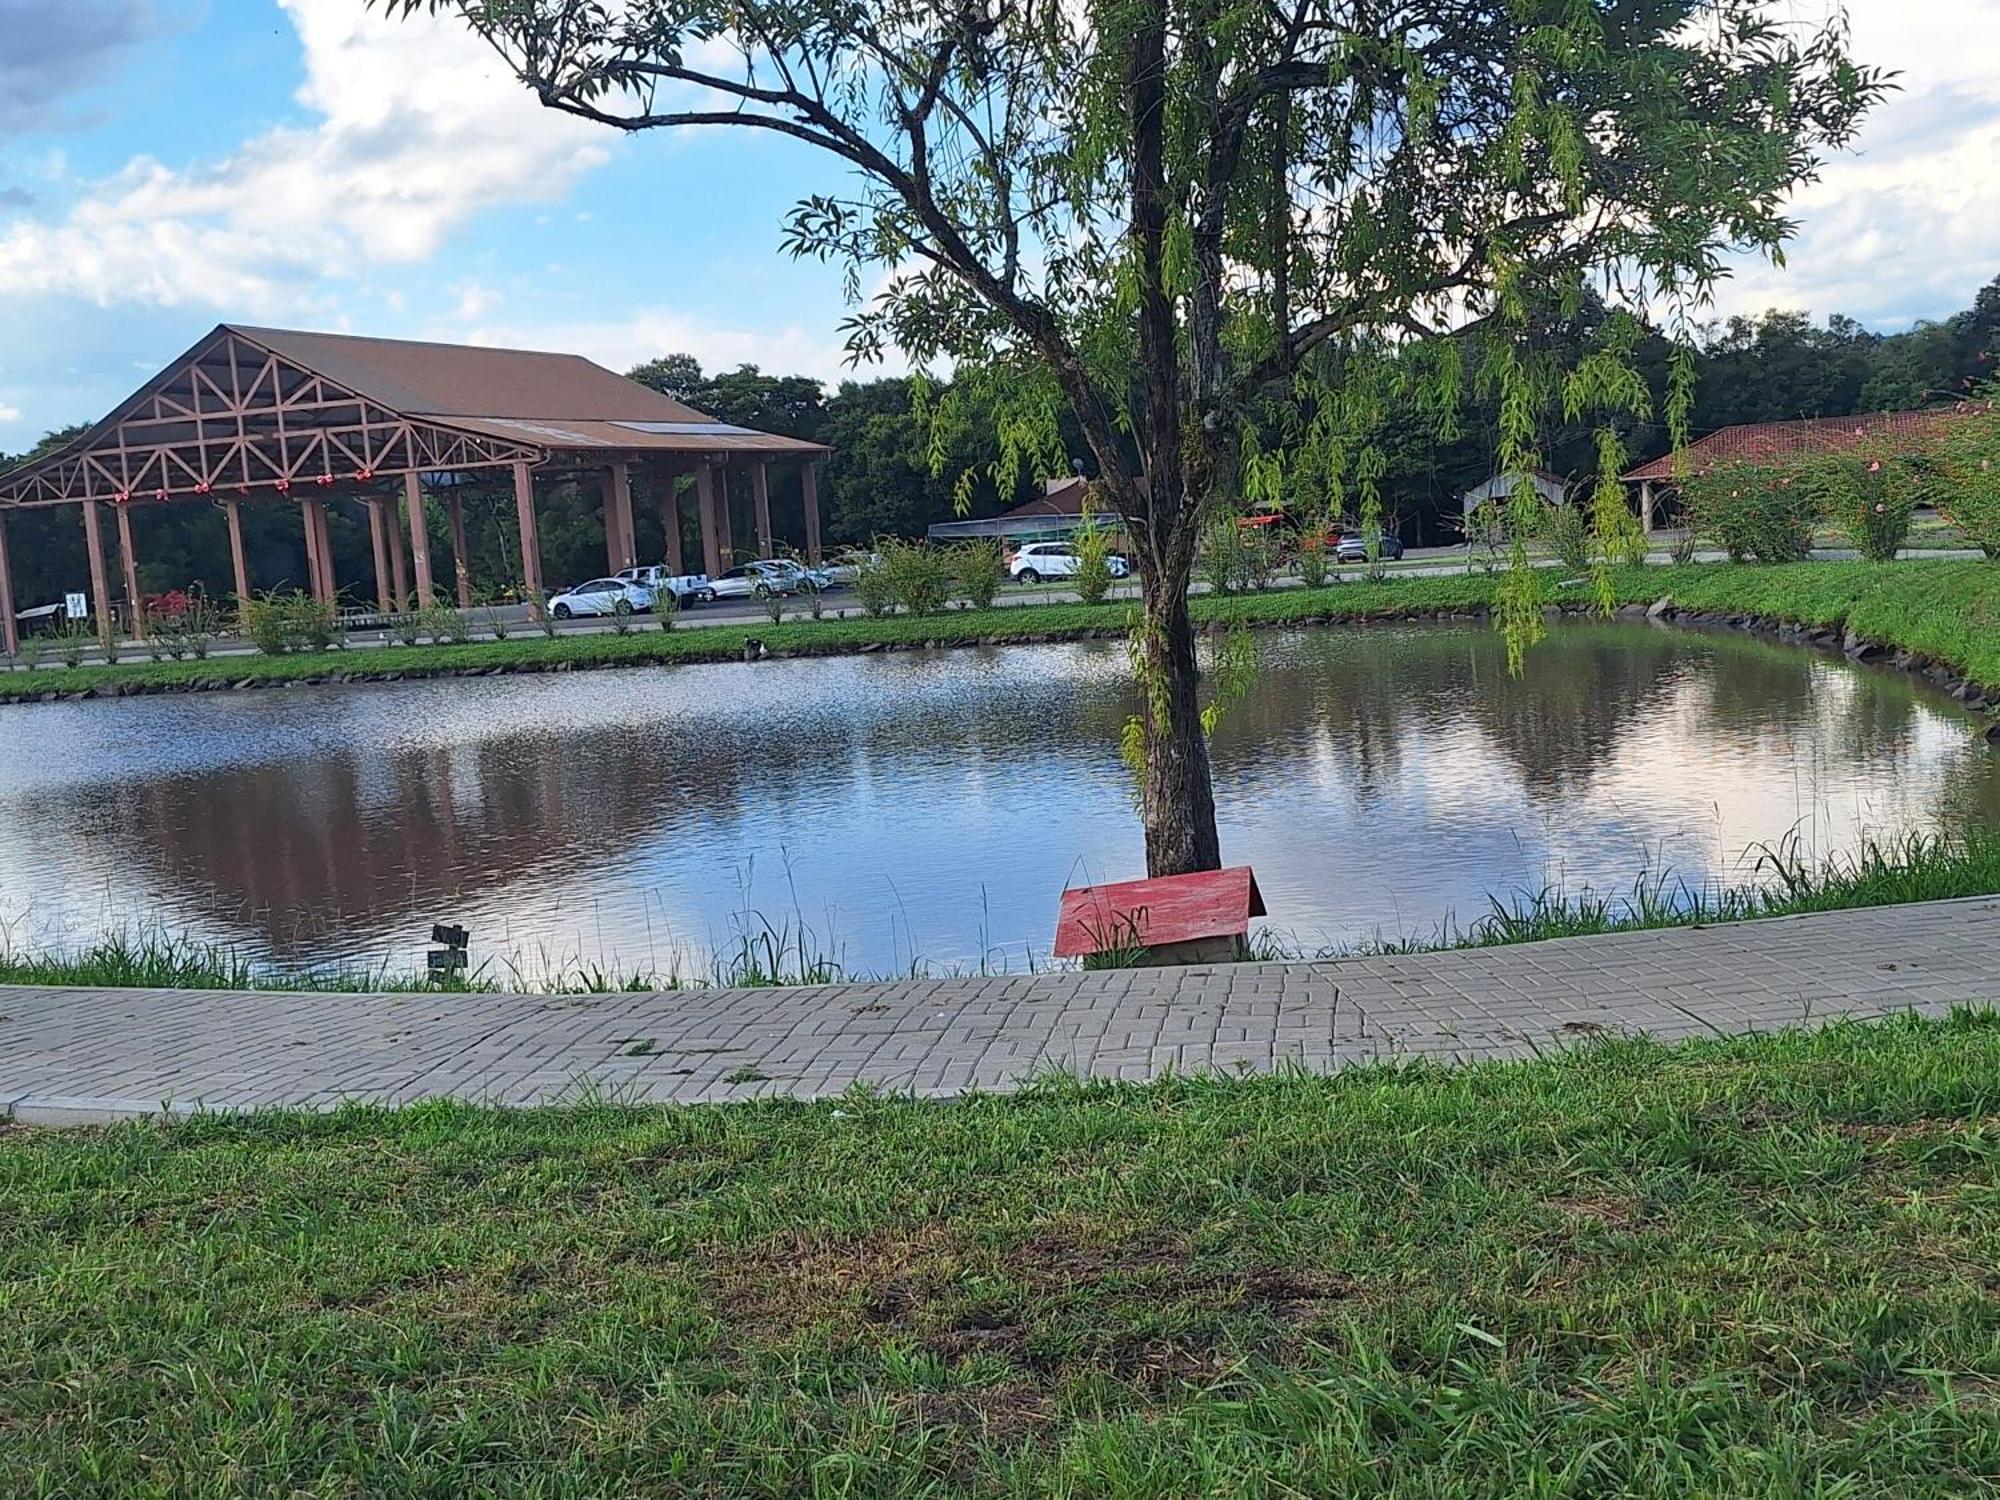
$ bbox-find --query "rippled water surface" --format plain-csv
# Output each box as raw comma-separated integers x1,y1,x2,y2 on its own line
0,620,1993,977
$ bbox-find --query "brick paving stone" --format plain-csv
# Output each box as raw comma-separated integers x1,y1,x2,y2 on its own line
2,897,1997,1123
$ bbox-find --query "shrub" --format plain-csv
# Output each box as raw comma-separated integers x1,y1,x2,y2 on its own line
57,620,90,667
1200,517,1246,595
853,551,897,616
1810,448,1916,562
1296,532,1331,589
1461,499,1506,571
1072,514,1117,605
1239,526,1279,590
954,539,1005,610
1535,500,1592,572
879,537,953,614
655,587,678,631
1931,407,2000,559
242,592,338,654
422,604,473,644
1683,459,1821,563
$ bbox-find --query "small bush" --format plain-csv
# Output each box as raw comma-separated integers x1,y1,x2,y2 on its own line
1296,533,1331,589
878,537,952,615
1240,527,1279,590
1072,515,1117,605
1811,448,1916,562
1683,460,1821,563
1200,518,1246,595
955,539,1005,610
1537,500,1592,572
655,587,678,631
57,620,91,667
853,551,897,617
1931,405,2000,558
242,592,338,655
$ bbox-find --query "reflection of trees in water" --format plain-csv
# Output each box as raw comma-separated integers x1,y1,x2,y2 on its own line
1456,625,1689,801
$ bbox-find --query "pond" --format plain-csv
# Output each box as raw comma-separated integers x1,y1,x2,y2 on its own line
0,619,1993,980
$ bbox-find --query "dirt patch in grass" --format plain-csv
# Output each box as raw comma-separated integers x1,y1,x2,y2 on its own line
711,1222,1356,1385
1549,1194,1646,1230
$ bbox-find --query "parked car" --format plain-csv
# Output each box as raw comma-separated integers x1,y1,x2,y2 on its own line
822,551,877,587
615,564,714,604
1333,531,1405,563
548,577,654,618
708,560,822,599
1009,541,1131,584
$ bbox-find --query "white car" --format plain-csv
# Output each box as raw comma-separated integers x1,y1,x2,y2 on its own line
616,564,713,604
1009,541,1130,584
548,577,653,619
708,559,826,599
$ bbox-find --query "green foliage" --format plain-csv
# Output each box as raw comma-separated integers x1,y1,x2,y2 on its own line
654,586,677,632
1071,512,1117,605
953,540,1005,611
240,592,337,655
877,537,952,615
1537,499,1592,573
1684,461,1822,564
852,550,897,617
55,619,90,668
1809,449,1917,563
1931,401,2000,559
1199,519,1246,597
1295,533,1331,590
145,597,225,662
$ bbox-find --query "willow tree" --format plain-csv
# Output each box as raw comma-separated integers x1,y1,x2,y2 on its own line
397,0,1880,875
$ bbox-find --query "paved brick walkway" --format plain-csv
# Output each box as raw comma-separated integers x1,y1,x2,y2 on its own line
3,897,1996,1124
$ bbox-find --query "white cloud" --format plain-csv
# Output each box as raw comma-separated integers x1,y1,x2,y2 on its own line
1712,0,2000,327
0,0,609,315
0,401,21,423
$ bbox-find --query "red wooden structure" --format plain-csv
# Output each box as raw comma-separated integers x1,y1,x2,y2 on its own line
1055,866,1267,966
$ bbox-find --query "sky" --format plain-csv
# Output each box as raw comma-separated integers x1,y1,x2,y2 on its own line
1,0,1997,450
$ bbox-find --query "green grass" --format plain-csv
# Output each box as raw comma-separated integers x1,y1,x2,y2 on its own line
3,1013,1999,1494
7,558,1995,702
8,831,1997,995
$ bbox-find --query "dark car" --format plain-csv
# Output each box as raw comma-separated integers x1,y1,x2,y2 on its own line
1333,531,1405,563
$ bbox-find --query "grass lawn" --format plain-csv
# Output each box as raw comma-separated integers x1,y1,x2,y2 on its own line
3,1013,1998,1495
6,558,1997,703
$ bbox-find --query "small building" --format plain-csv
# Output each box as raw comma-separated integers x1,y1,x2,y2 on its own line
927,475,1107,543
1459,471,1569,516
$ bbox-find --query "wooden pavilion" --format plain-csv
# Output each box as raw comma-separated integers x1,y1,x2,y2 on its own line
0,325,829,650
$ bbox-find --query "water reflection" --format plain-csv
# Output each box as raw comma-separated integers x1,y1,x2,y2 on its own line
0,621,1990,975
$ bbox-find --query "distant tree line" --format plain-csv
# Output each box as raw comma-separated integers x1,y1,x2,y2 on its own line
1,275,1994,610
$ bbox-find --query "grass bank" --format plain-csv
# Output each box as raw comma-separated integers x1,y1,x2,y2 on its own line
5,559,1996,704
4,1012,1998,1494
7,830,1995,994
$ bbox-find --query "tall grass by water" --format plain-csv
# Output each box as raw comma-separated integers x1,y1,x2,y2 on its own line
2,829,1994,992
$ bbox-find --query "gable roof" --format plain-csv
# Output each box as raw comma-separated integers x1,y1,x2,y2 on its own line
1621,406,1986,483
226,325,716,423
999,476,1092,520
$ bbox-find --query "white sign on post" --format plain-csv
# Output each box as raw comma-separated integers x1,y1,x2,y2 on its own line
64,592,87,620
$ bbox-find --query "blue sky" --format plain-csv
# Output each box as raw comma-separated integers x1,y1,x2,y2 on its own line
3,0,1999,450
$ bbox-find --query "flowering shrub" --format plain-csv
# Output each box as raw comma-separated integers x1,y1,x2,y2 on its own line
1930,405,2000,559
1295,531,1331,589
1682,459,1821,563
1807,446,1917,563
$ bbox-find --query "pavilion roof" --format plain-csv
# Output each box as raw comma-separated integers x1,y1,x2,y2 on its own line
1621,405,1988,483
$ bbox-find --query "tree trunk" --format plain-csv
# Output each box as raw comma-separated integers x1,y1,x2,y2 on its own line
1135,553,1222,876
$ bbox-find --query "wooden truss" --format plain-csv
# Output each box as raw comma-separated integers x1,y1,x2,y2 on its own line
0,328,540,508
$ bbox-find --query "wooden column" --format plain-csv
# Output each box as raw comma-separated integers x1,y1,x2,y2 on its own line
694,463,724,577
658,467,684,574
752,461,774,557
445,492,472,609
802,458,824,564
1640,480,1656,535
606,461,637,573
405,474,435,607
222,498,251,607
115,503,146,640
82,500,115,647
513,462,545,617
385,495,410,611
303,496,335,605
301,499,323,601
715,462,736,562
366,498,394,612
0,513,17,658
